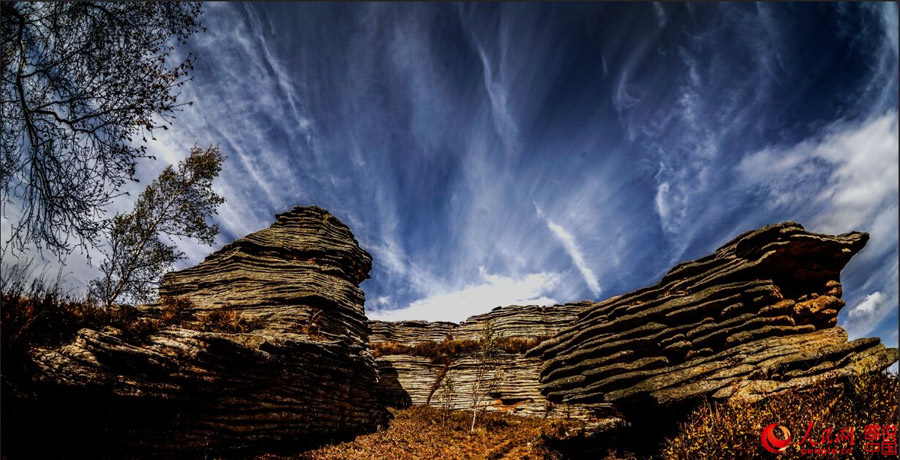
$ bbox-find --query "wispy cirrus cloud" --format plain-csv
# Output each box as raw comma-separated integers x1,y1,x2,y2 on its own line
545,220,602,297
2,4,895,343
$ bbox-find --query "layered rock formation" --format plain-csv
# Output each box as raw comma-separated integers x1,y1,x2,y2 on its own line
158,206,373,341
528,222,898,416
371,302,609,426
16,206,386,456
369,320,456,346
369,302,592,344
371,223,897,432
454,302,593,341
7,210,896,456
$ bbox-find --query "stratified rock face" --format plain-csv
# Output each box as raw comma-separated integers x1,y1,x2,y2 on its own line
21,206,385,456
529,222,898,416
159,205,373,341
369,301,591,344
369,302,609,426
370,223,897,431
454,302,593,341
369,320,457,346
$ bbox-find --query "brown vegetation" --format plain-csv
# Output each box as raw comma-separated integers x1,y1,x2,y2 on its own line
0,271,249,371
1,290,189,359
371,336,543,365
261,371,898,459
662,371,899,459
268,405,583,460
197,306,260,334
297,308,326,340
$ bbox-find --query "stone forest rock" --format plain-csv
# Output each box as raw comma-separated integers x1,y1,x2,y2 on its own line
527,222,898,418
12,206,386,457
5,210,897,457
370,302,608,427
370,223,897,432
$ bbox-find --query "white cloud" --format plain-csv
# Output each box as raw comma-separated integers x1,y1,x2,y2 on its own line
654,180,671,225
844,259,899,340
849,291,885,319
738,112,899,234
475,44,518,155
367,268,561,323
545,220,602,297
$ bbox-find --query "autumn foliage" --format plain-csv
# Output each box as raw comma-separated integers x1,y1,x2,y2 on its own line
662,371,899,459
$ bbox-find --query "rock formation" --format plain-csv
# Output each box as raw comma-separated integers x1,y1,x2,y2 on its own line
15,206,385,456
528,222,897,418
5,209,897,457
371,223,898,431
370,302,613,427
158,205,373,340
454,302,593,341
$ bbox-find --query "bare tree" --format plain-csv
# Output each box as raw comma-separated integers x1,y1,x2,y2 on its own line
1,2,204,256
90,145,224,306
469,321,505,431
436,372,458,424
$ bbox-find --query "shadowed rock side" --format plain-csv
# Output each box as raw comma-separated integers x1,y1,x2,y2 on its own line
20,206,386,456
369,302,609,427
528,222,898,418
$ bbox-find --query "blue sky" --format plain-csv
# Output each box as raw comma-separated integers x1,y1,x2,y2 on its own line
3,3,897,346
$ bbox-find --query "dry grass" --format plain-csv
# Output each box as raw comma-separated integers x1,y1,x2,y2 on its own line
662,371,899,459
2,282,210,363
283,372,897,460
261,405,583,460
297,308,326,340
1,277,260,369
1,291,182,352
196,306,259,333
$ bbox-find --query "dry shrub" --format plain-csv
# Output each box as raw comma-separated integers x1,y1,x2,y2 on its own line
495,336,544,354
371,339,478,365
1,290,201,360
662,372,899,459
2,291,106,356
199,306,255,333
158,295,195,324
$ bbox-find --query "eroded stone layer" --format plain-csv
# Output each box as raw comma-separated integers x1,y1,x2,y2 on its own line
17,206,385,456
369,301,592,346
369,302,612,427
159,205,373,341
454,302,593,341
528,222,898,410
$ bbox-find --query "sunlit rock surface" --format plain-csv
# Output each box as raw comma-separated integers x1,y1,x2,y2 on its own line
371,223,897,430
8,214,897,456
529,222,898,416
